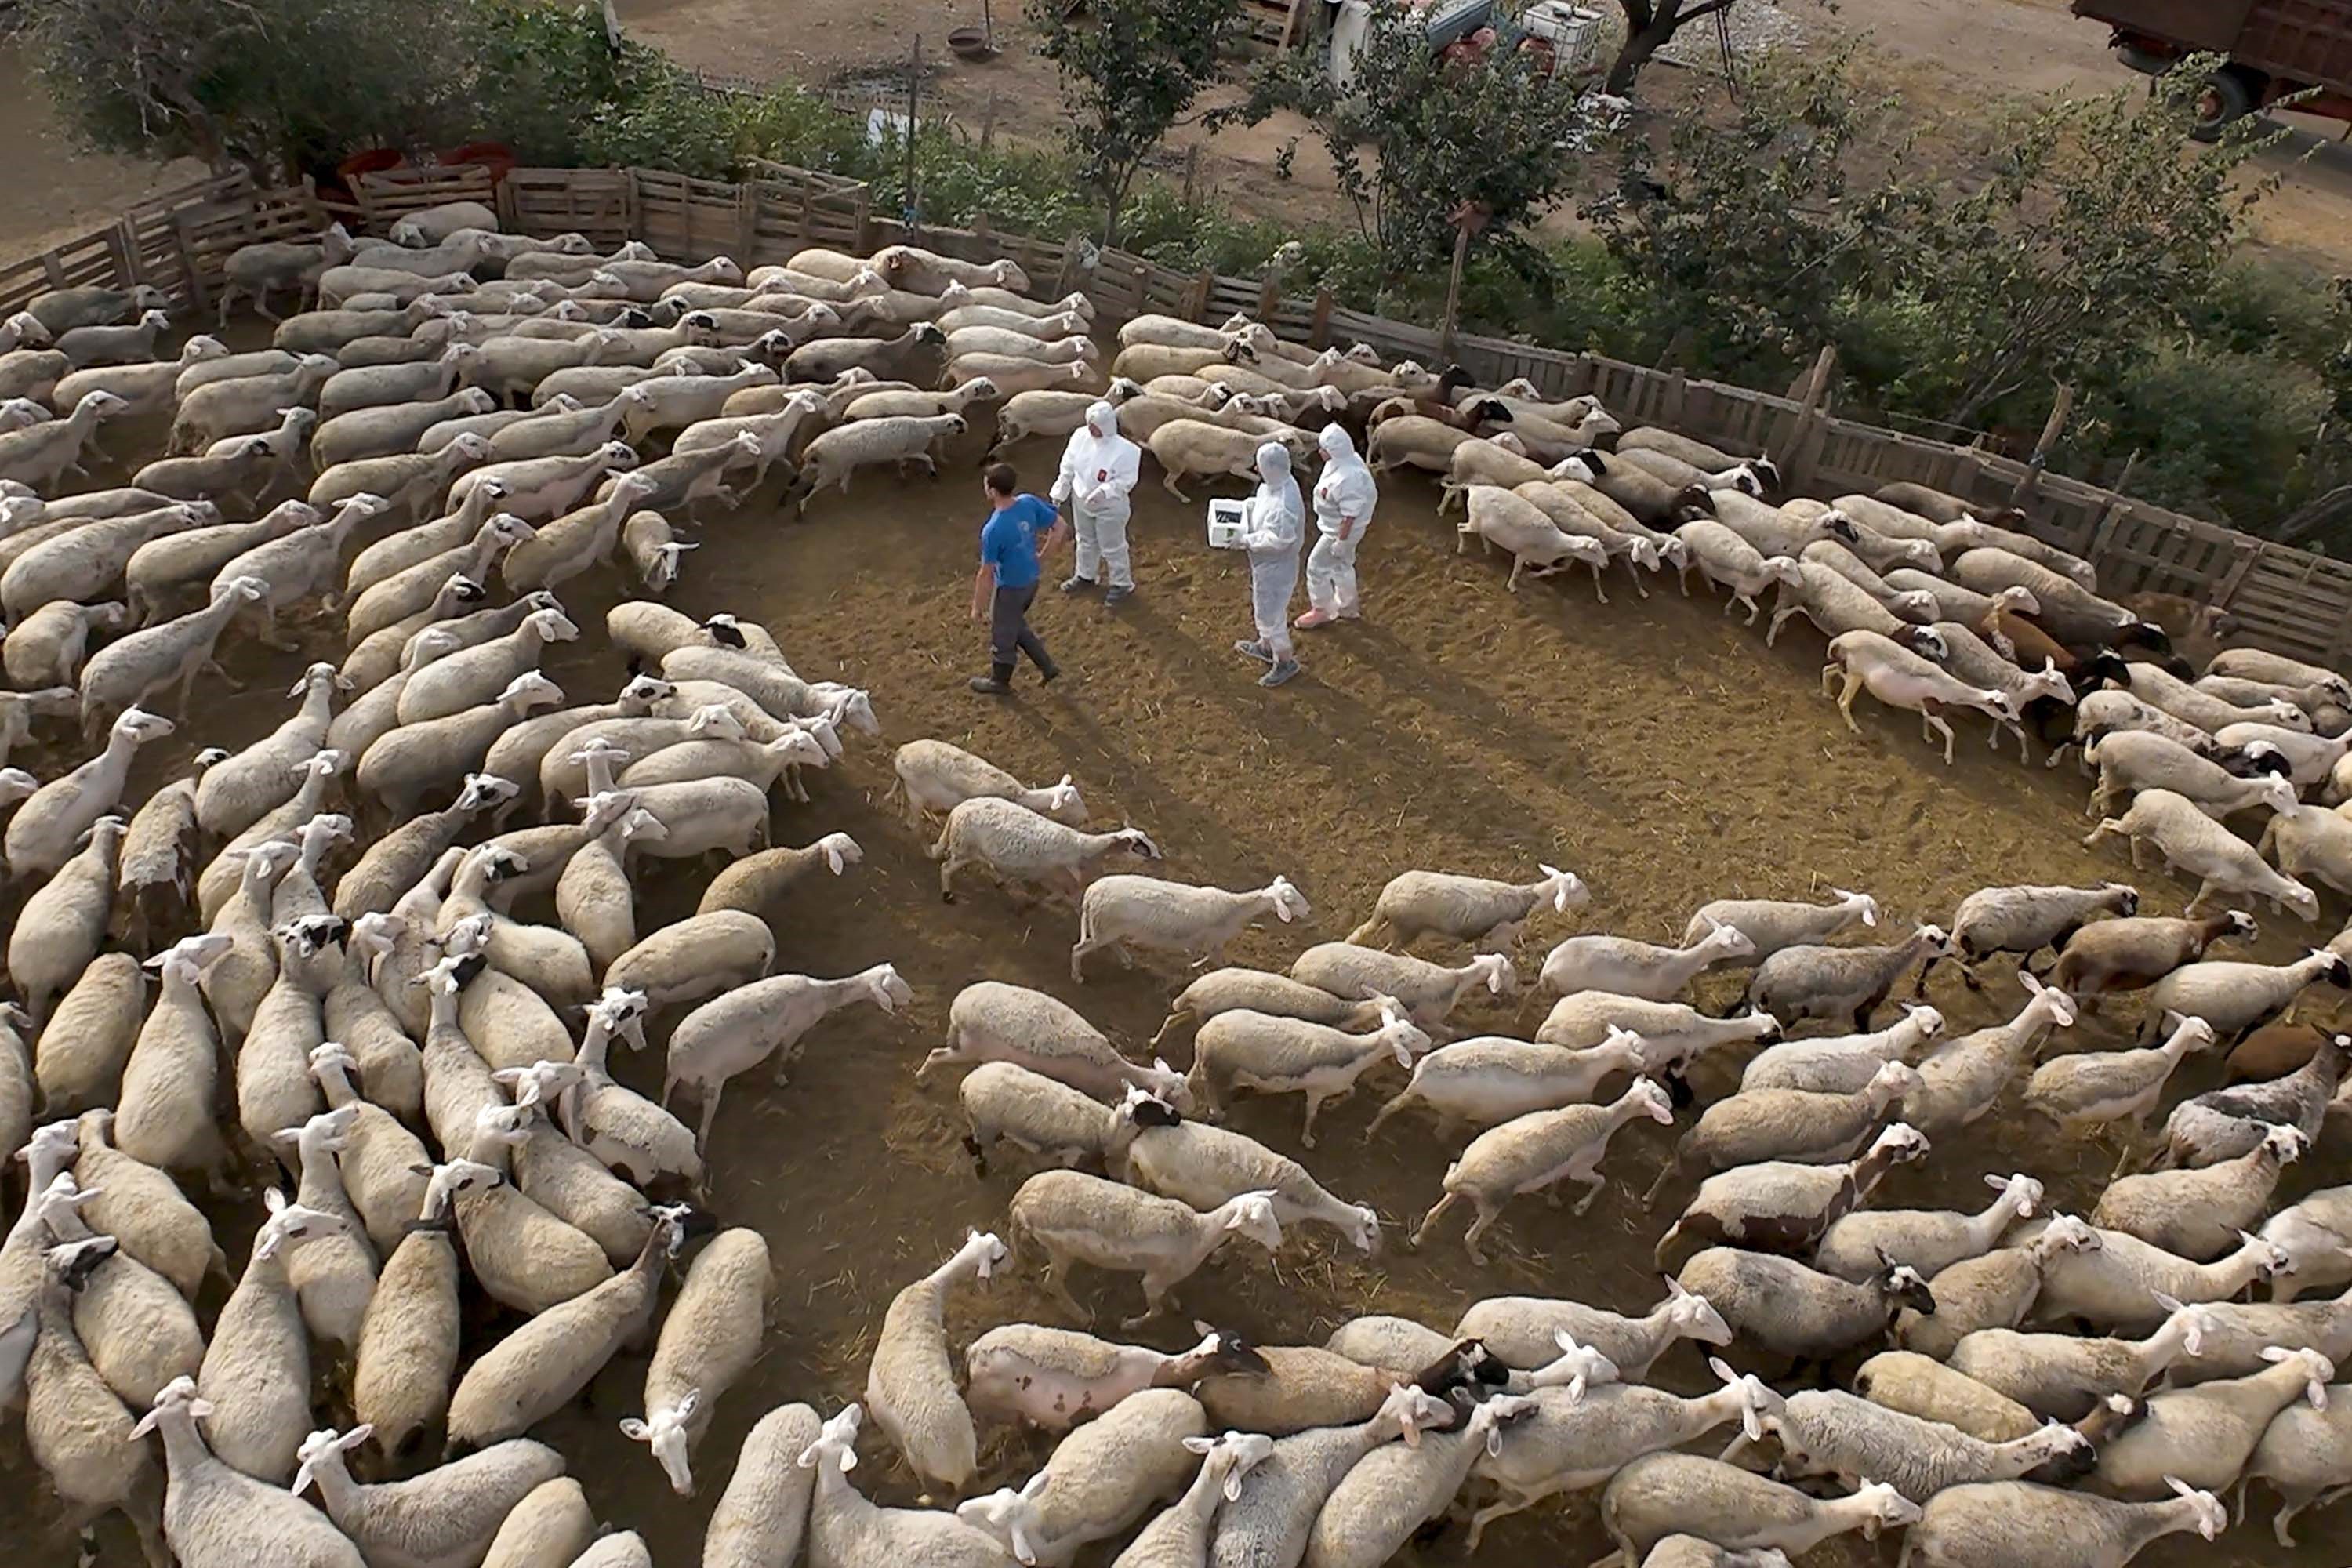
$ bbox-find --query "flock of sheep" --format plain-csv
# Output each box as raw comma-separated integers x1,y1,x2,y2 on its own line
0,199,2347,1568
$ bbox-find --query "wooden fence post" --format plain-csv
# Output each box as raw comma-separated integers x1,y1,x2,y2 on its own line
108,219,141,289
169,219,210,318
1185,267,1214,321
736,181,760,262
2005,383,2074,515
1784,344,1838,493
1309,287,1334,350
1257,269,1282,322
624,169,644,245
38,252,67,288
1436,221,1471,363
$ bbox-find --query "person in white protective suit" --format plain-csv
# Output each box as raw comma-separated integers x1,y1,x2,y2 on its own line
1296,423,1377,629
1234,441,1305,688
1052,399,1142,605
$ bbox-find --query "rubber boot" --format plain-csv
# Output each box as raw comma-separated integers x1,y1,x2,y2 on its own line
970,662,1014,695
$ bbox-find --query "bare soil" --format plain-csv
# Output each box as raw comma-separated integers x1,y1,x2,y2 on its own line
0,48,206,257
0,314,2344,1565
618,0,2352,273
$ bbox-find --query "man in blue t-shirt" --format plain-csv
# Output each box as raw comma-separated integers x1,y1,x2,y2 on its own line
969,460,1068,695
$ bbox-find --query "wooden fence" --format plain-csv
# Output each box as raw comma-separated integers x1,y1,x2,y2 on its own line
4,160,2343,662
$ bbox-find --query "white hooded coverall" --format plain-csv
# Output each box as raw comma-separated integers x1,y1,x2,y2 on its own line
1051,400,1142,590
1243,441,1305,661
1307,423,1377,617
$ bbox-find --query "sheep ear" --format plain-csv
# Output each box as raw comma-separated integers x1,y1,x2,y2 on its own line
1182,1436,1214,1455
619,1418,652,1441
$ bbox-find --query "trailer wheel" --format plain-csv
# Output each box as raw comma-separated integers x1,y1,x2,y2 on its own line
2190,67,2259,142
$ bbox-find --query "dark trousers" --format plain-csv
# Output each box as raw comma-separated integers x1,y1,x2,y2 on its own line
990,581,1054,676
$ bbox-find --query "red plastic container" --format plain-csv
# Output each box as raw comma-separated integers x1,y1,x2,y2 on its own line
336,148,408,181
438,142,518,184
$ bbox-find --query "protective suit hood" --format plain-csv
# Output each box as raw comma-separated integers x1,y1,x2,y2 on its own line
1256,442,1293,483
1085,400,1117,437
1318,425,1357,463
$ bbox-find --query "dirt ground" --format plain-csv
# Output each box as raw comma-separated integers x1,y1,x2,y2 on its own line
0,48,206,257
1,308,2347,1566
619,0,2352,273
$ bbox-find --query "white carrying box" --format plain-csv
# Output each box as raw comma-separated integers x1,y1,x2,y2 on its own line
1207,499,1249,549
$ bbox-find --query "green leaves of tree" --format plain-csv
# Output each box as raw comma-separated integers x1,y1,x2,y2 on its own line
1022,0,1237,243
1224,4,1605,278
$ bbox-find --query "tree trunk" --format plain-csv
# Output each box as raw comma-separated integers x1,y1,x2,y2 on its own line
1605,8,1682,94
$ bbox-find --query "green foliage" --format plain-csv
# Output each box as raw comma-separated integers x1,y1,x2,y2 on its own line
13,0,474,175
1914,61,2285,426
2083,340,2329,522
1594,43,1929,372
1227,2,1606,277
1022,0,1237,242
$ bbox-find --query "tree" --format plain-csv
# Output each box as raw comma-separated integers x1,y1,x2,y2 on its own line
1915,60,2286,428
1023,0,1238,245
1600,0,1830,96
1603,0,1734,94
1599,50,2283,423
1588,43,1929,369
12,0,474,179
1228,4,1612,278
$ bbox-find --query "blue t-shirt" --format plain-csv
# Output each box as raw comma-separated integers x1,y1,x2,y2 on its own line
979,492,1055,590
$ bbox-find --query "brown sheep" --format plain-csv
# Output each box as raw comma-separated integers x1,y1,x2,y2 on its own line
2043,910,2259,1014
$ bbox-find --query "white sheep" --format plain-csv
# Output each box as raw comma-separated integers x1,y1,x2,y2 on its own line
2085,729,2296,825
931,796,1162,902
1824,630,2020,766
622,1226,771,1495
1540,920,1757,1003
1073,875,1311,981
1149,419,1311,502
130,1376,367,1568
1410,1077,1675,1259
890,738,1087,828
2084,787,2320,921
1187,1001,1430,1145
924,981,1192,1107
1457,484,1611,595
1664,519,1797,623
789,412,968,512
1010,1169,1282,1327
957,1062,1122,1175
865,1228,1008,1499
661,963,910,1145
